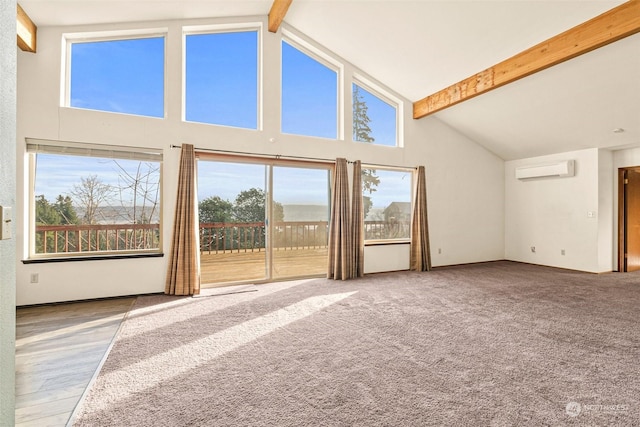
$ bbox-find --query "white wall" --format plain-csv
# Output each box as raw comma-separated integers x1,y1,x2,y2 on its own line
419,118,505,266
16,17,505,305
0,1,17,424
364,244,411,274
598,149,614,271
505,148,613,273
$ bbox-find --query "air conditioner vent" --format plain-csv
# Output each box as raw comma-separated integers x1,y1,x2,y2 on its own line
515,160,575,180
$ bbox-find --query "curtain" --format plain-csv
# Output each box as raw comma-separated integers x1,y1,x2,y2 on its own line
351,160,364,278
165,144,201,295
410,166,431,272
327,158,351,280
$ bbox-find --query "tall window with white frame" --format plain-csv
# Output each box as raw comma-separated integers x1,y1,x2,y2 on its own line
353,82,399,147
281,39,339,139
27,141,163,258
65,34,165,117
184,29,259,129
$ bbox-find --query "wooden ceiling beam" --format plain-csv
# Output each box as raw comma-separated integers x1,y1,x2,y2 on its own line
17,3,37,53
413,0,640,119
268,0,293,33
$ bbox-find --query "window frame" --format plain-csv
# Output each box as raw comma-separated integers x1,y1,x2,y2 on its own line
281,27,344,140
182,22,263,130
361,165,413,245
352,74,404,148
26,138,164,260
61,28,168,118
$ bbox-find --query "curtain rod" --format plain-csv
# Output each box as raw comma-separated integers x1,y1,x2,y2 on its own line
169,144,417,169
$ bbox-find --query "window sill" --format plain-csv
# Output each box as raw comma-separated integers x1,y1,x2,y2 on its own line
364,240,410,247
22,252,164,264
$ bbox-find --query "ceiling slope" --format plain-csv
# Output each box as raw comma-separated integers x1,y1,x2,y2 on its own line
17,0,639,160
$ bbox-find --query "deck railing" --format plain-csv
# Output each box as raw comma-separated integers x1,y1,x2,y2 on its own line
35,223,160,254
363,220,411,240
199,221,330,254
35,219,411,255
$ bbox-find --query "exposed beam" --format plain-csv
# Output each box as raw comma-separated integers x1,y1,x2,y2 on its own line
17,3,37,53
413,0,640,119
268,0,293,33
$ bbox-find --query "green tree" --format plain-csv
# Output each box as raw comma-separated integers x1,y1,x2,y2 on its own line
35,195,61,225
353,85,374,144
54,195,79,225
199,196,234,223
228,188,282,250
353,85,380,218
35,194,79,253
233,188,284,223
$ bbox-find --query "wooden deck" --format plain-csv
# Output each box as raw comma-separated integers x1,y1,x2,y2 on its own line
200,247,328,285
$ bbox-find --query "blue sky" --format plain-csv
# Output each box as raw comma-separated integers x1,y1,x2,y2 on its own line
185,32,258,128
51,31,406,210
34,155,160,206
281,40,337,139
197,161,330,206
70,37,164,117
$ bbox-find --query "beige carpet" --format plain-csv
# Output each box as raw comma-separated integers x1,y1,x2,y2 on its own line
72,261,640,426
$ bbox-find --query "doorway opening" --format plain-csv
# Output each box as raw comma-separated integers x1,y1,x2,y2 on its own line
618,167,640,272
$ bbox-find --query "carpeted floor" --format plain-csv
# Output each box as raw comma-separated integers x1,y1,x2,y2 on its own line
71,261,640,426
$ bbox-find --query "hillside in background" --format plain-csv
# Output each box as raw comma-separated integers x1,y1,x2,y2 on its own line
282,205,328,222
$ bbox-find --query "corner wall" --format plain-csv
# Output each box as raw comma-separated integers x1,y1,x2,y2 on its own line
505,148,613,273
419,118,505,267
0,2,17,424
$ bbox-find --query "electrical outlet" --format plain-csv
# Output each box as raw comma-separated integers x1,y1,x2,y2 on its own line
30,273,39,284
530,246,536,253
561,249,565,256
438,248,442,254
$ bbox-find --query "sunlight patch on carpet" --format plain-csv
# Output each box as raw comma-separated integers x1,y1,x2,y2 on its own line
122,279,313,340
86,291,357,413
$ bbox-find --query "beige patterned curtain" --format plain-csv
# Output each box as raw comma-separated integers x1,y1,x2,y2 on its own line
165,144,201,295
410,166,432,272
327,158,351,280
351,160,364,278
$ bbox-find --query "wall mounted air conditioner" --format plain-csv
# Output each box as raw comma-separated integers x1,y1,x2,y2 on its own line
515,160,575,180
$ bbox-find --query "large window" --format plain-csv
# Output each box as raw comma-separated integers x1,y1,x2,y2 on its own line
281,39,339,139
363,168,412,241
353,82,399,147
185,29,259,129
65,34,165,118
27,140,162,258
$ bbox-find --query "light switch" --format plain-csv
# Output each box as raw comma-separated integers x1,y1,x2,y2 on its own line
0,206,12,240
587,211,597,218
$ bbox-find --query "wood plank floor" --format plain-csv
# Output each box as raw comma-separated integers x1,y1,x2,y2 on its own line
15,298,134,426
201,247,327,285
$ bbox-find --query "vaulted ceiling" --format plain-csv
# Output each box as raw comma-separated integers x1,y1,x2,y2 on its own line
18,0,640,160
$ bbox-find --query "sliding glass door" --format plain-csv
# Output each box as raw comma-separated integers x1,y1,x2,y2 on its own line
198,158,331,286
272,166,330,279
198,161,268,284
